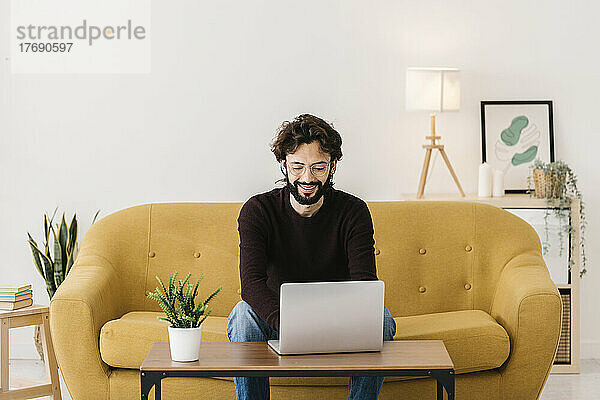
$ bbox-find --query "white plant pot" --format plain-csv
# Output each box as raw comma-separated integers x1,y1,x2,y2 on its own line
168,325,203,362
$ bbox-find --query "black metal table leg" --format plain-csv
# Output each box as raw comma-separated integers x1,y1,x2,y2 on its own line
431,369,454,400
155,378,161,400
141,371,163,400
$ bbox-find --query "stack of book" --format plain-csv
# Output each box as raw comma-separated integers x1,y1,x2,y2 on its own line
0,284,33,310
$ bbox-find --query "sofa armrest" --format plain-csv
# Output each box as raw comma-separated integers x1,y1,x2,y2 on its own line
50,254,124,400
490,252,562,400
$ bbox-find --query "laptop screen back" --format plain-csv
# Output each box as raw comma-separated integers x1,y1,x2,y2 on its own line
279,280,384,354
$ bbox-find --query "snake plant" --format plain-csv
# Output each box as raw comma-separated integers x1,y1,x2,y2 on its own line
147,272,222,328
27,208,100,299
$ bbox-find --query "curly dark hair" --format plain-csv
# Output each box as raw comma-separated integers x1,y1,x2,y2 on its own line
270,114,343,162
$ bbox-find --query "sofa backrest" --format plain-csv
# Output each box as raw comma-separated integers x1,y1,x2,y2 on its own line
368,201,542,317
77,200,542,318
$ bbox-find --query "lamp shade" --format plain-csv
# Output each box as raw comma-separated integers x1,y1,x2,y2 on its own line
405,67,460,112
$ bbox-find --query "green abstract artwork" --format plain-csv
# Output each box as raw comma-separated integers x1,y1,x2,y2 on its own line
495,115,540,170
511,145,538,166
501,115,529,146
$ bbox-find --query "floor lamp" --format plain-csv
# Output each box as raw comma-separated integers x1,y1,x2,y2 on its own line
406,67,465,199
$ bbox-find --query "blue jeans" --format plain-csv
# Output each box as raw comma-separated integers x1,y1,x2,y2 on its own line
227,301,397,400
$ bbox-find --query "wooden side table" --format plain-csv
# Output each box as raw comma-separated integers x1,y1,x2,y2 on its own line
0,304,62,399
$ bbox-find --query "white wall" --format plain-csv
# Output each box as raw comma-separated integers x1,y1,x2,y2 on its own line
1,0,598,359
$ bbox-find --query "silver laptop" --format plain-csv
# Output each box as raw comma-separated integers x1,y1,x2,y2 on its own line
268,280,385,355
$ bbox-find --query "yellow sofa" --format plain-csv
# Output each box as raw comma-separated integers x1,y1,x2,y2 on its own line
49,201,562,400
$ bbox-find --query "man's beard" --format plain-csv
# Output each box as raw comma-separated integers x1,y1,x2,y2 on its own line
286,172,333,206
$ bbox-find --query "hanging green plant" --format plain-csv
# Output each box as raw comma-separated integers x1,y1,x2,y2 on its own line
526,159,587,277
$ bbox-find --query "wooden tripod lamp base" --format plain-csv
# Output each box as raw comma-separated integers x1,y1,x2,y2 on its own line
416,115,465,199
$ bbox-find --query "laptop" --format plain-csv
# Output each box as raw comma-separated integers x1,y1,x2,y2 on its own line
267,280,385,355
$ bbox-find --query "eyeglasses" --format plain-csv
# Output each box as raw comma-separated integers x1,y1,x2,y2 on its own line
286,162,331,177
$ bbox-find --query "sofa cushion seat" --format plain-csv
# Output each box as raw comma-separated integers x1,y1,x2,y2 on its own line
394,309,510,374
100,311,228,369
100,308,509,386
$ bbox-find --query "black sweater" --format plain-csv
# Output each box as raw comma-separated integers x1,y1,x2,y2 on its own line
237,186,378,331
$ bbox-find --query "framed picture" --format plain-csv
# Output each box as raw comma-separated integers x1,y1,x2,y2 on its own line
481,100,555,193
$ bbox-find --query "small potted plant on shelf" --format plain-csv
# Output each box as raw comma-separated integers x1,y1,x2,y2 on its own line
147,272,222,362
527,159,587,277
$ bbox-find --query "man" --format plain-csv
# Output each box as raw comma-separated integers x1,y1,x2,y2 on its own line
227,114,396,400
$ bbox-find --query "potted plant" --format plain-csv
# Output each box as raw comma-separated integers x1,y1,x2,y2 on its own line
147,272,222,362
527,159,587,277
27,207,100,359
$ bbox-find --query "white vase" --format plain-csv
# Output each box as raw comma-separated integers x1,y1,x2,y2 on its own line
478,163,493,197
168,325,203,362
492,169,505,197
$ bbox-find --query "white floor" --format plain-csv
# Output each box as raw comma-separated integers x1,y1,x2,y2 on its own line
540,359,600,399
6,358,600,399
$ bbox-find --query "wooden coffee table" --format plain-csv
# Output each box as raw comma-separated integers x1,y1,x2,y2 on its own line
140,340,455,399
